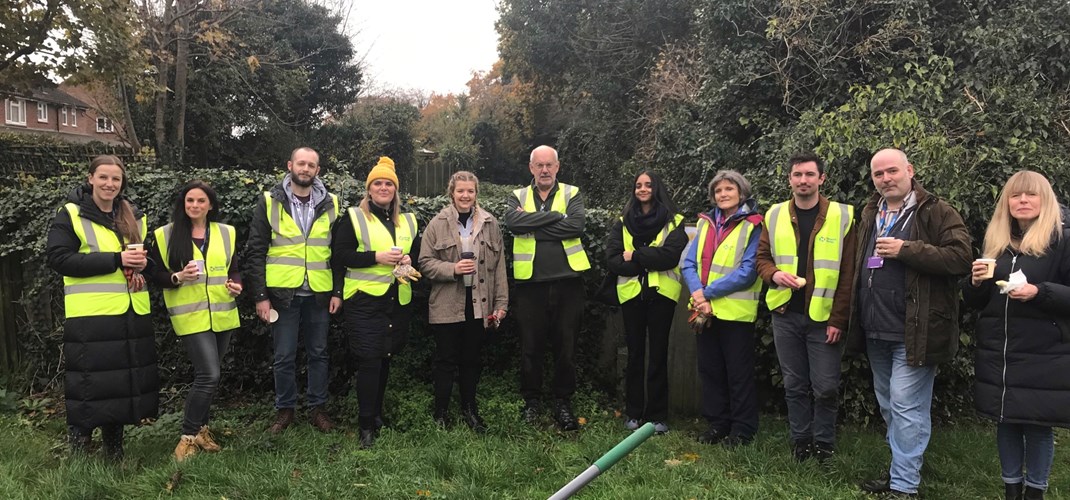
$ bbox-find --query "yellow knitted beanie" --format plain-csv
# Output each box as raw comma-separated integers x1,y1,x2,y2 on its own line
366,156,399,188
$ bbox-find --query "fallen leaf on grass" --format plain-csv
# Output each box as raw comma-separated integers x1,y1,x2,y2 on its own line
577,417,587,426
416,489,432,496
291,468,302,479
613,410,622,418
664,459,683,467
681,453,700,462
165,470,183,492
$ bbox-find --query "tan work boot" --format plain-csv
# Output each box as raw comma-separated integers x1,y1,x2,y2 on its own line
309,406,335,433
268,408,295,435
194,425,221,452
174,435,198,462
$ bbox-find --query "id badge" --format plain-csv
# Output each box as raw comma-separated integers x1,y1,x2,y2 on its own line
867,256,884,269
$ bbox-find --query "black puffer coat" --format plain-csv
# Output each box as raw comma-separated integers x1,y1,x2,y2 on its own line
45,185,159,428
963,219,1070,428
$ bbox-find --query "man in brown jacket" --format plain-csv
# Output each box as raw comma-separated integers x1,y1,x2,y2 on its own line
850,148,972,498
756,152,857,464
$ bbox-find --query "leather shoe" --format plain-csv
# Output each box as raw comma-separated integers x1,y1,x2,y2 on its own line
433,408,451,428
791,438,813,462
521,400,541,425
722,433,754,448
268,408,295,435
861,475,892,493
553,400,579,431
461,407,487,434
1005,482,1023,500
813,441,835,464
309,406,335,433
359,428,376,449
697,426,728,445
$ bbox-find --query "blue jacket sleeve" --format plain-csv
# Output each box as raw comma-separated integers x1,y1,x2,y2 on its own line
704,225,761,299
681,236,703,293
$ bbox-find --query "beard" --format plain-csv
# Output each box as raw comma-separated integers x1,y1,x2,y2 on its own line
292,174,314,188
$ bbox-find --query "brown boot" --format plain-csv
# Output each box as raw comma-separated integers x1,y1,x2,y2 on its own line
268,408,295,435
309,406,335,433
194,425,221,452
174,435,198,462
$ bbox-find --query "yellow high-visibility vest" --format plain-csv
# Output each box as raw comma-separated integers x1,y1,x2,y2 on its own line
511,184,591,279
694,217,762,322
155,222,240,335
342,207,418,304
616,214,684,303
62,203,150,318
264,192,338,292
764,201,854,321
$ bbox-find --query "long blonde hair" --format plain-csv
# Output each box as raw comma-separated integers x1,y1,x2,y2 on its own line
89,155,141,244
359,191,402,226
983,170,1062,258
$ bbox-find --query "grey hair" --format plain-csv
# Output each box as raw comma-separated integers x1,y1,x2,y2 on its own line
529,145,559,163
707,169,752,203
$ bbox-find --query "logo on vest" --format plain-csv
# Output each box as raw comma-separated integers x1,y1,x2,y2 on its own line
817,236,838,244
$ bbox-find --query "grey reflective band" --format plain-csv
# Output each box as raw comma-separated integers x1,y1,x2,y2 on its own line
306,237,330,246
169,302,208,315
727,290,760,301
813,259,839,270
65,283,130,294
734,221,752,261
272,235,304,246
306,261,329,270
767,204,783,257
403,213,417,239
161,223,174,245
267,256,306,266
327,197,338,224
346,270,393,283
209,301,237,312
709,263,736,275
513,253,534,262
562,185,573,205
79,217,99,252
813,287,836,299
351,208,372,250
206,276,229,285
836,202,851,261
219,224,233,266
269,196,282,234
616,275,630,285
516,188,529,208
564,244,584,256
137,217,145,238
773,255,794,265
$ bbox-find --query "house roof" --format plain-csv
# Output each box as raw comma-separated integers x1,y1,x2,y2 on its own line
4,87,90,108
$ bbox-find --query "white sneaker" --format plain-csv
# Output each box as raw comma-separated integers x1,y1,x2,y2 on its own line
624,418,640,431
652,421,669,434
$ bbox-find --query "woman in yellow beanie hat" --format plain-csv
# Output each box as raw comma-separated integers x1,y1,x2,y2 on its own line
331,155,420,448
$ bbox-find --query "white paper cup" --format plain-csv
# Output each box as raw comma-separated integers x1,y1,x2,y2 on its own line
126,243,144,251
191,259,205,275
268,309,279,323
976,258,996,279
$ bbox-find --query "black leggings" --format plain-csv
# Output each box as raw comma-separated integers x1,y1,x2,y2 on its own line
432,319,486,410
180,330,233,435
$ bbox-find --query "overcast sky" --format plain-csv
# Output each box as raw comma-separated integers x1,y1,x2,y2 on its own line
352,0,501,95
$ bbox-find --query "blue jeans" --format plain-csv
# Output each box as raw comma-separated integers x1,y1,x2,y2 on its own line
772,310,843,445
997,423,1054,490
272,294,330,409
867,339,937,495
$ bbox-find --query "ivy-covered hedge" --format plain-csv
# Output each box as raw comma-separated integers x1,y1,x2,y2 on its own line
0,161,976,423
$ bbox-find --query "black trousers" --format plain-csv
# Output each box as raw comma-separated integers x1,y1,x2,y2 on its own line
432,319,486,410
345,292,410,429
696,317,758,437
515,277,585,402
180,329,233,435
622,295,675,421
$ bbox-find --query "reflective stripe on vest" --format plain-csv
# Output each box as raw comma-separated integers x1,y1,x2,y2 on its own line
765,201,854,321
62,203,150,318
616,214,684,303
264,192,338,292
511,183,591,279
694,217,761,322
156,222,240,335
343,207,418,304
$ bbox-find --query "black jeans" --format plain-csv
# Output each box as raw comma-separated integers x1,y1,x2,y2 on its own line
696,317,758,437
515,277,585,402
181,329,234,435
622,295,675,421
433,319,486,410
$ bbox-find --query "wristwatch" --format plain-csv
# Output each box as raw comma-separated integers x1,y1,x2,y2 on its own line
171,272,181,285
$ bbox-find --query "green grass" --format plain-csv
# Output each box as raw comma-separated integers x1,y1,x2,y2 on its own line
0,387,1067,499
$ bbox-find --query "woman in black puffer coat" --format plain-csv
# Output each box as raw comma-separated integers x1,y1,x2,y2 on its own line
964,170,1070,500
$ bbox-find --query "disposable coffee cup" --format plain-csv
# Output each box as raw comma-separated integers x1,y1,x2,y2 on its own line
191,259,205,275
391,246,402,252
268,309,279,323
126,243,144,251
460,251,476,286
976,258,996,279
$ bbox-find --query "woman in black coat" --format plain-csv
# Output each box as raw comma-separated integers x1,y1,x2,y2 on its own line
45,155,159,460
964,170,1070,500
604,170,687,434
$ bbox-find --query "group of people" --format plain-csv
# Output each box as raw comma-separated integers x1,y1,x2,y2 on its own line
46,145,1066,499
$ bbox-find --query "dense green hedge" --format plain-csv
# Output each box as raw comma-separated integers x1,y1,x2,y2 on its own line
1,161,980,423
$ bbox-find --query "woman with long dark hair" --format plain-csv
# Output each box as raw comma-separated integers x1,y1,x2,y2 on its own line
604,170,687,434
148,180,242,461
46,155,158,460
964,171,1070,500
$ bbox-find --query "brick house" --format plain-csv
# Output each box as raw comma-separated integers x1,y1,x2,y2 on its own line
1,85,128,146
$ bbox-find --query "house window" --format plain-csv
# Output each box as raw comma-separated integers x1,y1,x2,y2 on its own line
70,108,77,126
37,102,48,122
6,99,27,125
61,106,68,125
96,117,114,133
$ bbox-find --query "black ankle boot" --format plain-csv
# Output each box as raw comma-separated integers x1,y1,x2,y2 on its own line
100,425,124,462
1005,482,1024,500
67,427,91,455
461,406,487,434
1024,485,1044,500
433,407,451,428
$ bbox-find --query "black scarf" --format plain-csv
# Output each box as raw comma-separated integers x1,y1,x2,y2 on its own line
624,203,670,246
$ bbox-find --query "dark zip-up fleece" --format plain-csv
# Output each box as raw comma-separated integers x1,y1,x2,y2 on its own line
243,178,338,310
502,180,587,282
845,181,972,366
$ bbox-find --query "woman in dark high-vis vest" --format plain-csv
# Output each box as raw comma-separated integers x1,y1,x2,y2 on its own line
331,157,420,449
604,170,687,435
680,169,764,447
147,180,242,462
45,155,159,460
